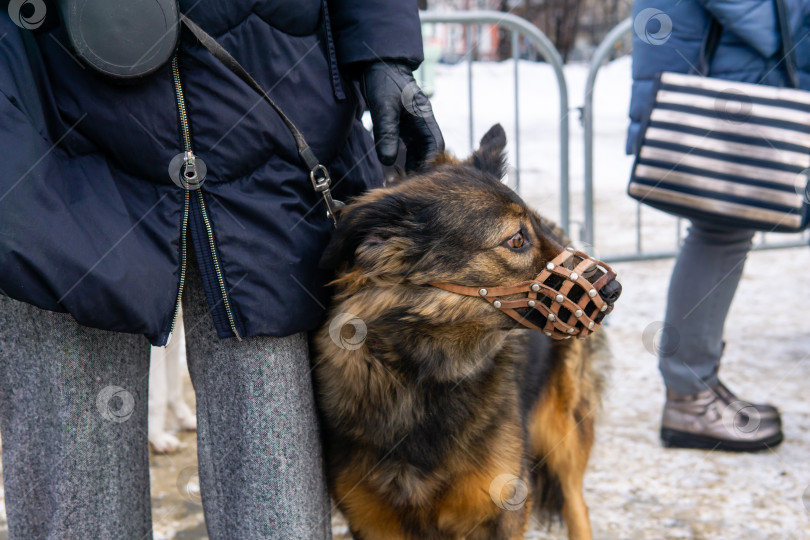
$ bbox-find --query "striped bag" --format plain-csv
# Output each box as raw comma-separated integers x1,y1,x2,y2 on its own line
629,2,810,233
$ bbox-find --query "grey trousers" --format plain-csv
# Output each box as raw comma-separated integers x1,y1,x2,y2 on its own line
658,221,756,395
0,260,331,540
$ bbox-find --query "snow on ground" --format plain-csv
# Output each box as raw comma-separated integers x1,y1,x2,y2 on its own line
1,58,809,539
555,251,810,540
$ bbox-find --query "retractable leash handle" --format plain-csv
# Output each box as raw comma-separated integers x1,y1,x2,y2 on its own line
57,0,180,80
180,15,345,226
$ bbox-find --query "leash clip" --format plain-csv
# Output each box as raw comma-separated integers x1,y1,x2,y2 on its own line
310,164,344,228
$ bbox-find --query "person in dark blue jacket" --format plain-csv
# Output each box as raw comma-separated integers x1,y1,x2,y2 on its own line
0,1,443,538
628,0,810,452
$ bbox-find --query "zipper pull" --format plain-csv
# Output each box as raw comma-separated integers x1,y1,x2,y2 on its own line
168,150,207,190
183,151,197,181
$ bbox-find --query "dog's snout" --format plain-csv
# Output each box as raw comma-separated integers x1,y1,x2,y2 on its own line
599,280,622,305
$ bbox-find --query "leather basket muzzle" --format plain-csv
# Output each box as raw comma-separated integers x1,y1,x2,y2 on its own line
430,248,618,340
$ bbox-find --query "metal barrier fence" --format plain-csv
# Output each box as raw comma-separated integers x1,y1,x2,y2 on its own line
421,12,808,262
584,18,809,262
419,10,571,234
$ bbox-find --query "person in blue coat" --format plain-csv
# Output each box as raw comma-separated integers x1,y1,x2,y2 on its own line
628,0,810,452
0,0,443,538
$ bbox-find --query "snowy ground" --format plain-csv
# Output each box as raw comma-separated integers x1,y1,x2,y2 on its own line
1,58,809,539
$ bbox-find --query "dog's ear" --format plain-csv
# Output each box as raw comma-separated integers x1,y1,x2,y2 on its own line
470,124,507,179
319,192,411,270
527,209,567,253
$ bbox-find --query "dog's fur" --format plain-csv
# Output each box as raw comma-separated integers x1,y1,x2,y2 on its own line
313,125,613,540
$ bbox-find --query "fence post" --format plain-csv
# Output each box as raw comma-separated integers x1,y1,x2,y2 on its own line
512,29,521,192
583,17,632,249
466,26,474,151
582,17,809,262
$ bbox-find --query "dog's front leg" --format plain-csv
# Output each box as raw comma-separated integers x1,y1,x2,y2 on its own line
559,473,592,540
543,412,594,540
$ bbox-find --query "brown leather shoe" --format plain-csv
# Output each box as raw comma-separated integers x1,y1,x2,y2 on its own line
660,382,783,452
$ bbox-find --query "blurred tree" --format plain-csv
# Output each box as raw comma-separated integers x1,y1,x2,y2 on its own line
580,0,628,58
496,0,629,62
426,0,630,62
496,0,512,60
506,0,583,62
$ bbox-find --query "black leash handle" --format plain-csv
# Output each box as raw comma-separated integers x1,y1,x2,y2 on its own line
180,14,344,226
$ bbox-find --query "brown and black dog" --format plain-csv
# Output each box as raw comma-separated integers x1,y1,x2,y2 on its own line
314,124,620,540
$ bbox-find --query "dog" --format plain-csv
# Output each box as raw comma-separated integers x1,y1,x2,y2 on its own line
148,307,197,454
313,124,621,540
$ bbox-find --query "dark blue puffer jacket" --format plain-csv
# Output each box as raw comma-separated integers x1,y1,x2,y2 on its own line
0,0,423,345
627,0,810,154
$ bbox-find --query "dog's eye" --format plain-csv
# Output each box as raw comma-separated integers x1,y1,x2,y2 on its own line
504,231,527,251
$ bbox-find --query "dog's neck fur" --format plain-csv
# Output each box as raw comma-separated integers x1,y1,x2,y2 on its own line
370,319,508,383
316,280,521,457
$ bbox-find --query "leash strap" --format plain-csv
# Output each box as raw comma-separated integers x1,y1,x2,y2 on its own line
180,14,344,226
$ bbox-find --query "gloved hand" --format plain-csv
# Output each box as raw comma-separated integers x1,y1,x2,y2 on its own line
361,62,445,172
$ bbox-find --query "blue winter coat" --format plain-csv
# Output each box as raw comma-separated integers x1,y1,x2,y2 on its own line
627,0,810,154
0,0,423,345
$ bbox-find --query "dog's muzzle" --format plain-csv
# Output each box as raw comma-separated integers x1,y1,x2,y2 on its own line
430,248,620,340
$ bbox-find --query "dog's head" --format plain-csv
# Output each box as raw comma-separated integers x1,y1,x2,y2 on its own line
321,124,620,335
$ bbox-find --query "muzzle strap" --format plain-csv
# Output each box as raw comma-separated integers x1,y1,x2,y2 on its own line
430,248,618,340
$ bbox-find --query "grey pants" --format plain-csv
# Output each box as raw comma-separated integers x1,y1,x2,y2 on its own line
0,260,331,540
658,221,756,395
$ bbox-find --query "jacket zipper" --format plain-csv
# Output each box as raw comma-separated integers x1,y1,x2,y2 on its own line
171,55,242,340
195,189,241,340
168,189,189,341
168,56,190,343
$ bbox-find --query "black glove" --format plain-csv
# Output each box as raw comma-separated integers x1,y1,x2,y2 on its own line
361,62,445,172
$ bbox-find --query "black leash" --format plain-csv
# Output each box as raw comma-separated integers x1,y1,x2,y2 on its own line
180,15,344,226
